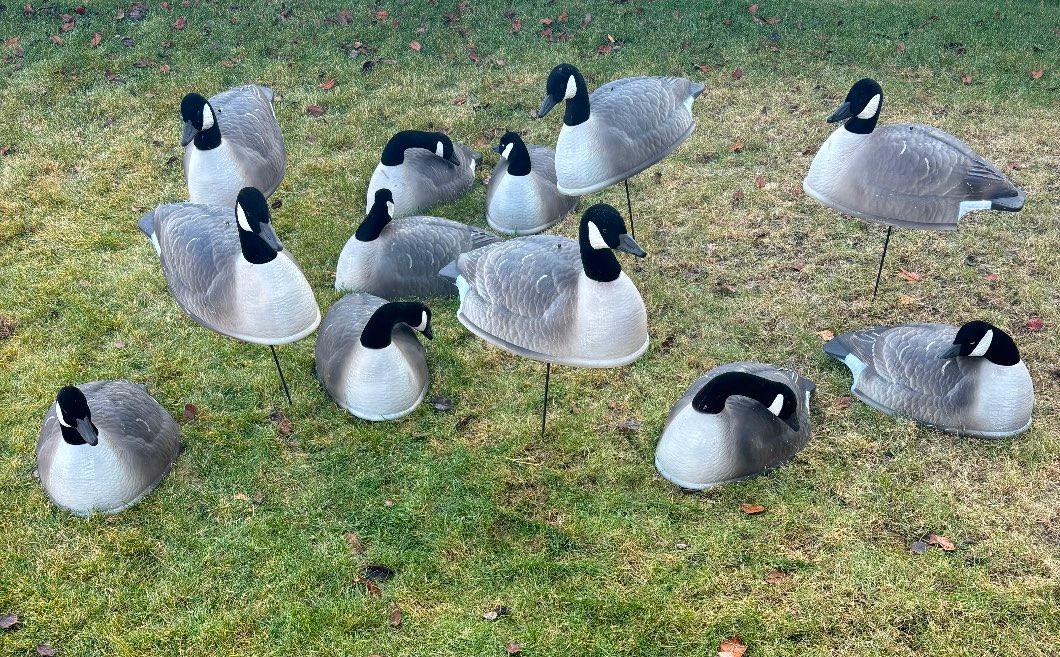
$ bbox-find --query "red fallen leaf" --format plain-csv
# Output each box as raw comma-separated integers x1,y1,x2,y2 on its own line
353,576,382,596
511,18,522,32
271,410,294,435
817,329,835,341
558,11,568,22
374,9,388,20
597,43,613,55
162,1,169,8
739,502,766,514
960,74,972,84
409,40,421,51
897,267,921,282
319,78,336,90
305,104,325,117
506,644,522,655
1026,317,1044,332
748,3,759,14
984,273,999,282
75,5,86,13
337,9,352,25
90,31,101,46
159,64,171,73
61,20,75,32
388,608,404,628
718,637,747,657
50,35,63,45
1030,68,1044,80
728,139,744,152
897,41,906,53
4,37,18,46
0,614,18,630
540,17,553,25
926,533,956,551
731,67,744,80
173,17,186,29
183,403,198,420
467,43,480,62
540,27,552,39
754,174,766,188
695,63,712,73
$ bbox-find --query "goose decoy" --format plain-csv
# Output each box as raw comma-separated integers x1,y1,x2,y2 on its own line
803,78,1026,299
655,363,814,490
485,131,579,236
139,187,319,402
37,382,180,516
365,130,482,218
181,85,287,208
315,294,433,421
336,188,500,298
537,63,704,235
824,320,1033,437
442,203,648,435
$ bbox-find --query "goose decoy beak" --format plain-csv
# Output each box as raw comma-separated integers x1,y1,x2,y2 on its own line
258,221,284,252
491,144,504,154
616,234,647,258
422,324,434,340
181,120,199,146
538,94,558,118
76,418,99,446
938,344,962,359
827,101,853,123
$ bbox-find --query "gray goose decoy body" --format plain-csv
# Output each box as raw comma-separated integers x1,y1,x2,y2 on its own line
538,63,705,195
443,203,649,367
37,382,180,516
485,131,579,236
804,78,1025,230
315,294,433,421
139,187,319,345
337,188,500,298
824,320,1033,437
655,363,814,490
181,85,287,208
365,130,482,219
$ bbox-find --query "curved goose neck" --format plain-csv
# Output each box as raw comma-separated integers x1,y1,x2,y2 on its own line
380,131,435,166
238,230,278,264
195,121,222,150
564,69,590,127
355,200,392,242
692,372,798,429
504,138,532,176
360,302,418,349
578,223,621,283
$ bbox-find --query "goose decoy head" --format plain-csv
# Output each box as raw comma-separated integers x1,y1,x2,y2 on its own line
235,187,283,264
180,92,218,147
55,386,99,446
692,371,800,432
492,131,531,176
360,302,433,349
580,204,646,257
827,78,883,131
356,189,395,242
539,63,584,118
432,133,460,166
938,321,1020,366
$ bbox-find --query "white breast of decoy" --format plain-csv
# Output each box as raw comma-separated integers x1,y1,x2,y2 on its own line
43,435,144,514
486,172,546,229
654,407,743,488
339,343,426,420
335,237,380,292
571,272,648,365
967,360,1034,432
554,115,609,193
803,126,869,205
229,254,320,344
366,164,410,214
186,138,245,207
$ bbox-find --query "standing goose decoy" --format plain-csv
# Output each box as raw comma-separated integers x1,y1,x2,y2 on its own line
139,187,319,402
336,188,500,298
181,85,287,208
365,130,482,219
655,363,815,490
803,78,1026,299
824,321,1033,437
37,382,180,516
315,294,433,421
485,131,579,236
537,63,704,235
442,203,648,435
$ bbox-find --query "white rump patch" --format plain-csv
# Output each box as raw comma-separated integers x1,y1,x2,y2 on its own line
501,142,514,160
564,75,578,99
958,200,991,219
416,311,428,332
843,353,868,384
435,141,445,158
767,394,784,416
586,221,608,249
236,205,251,232
857,94,881,119
970,329,993,357
201,104,215,129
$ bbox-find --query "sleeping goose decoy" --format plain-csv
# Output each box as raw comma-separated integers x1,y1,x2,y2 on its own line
485,131,579,236
655,363,814,490
181,85,286,208
365,130,481,218
804,78,1026,298
824,321,1033,437
442,203,648,434
37,382,180,516
139,187,319,402
537,63,704,234
337,188,500,298
315,294,432,420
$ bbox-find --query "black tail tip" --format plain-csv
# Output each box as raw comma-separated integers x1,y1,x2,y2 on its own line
822,337,849,361
991,189,1026,212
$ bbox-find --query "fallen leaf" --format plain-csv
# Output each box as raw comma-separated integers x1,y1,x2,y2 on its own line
728,139,744,152
23,3,34,16
718,637,747,657
0,145,10,157
506,644,521,655
1030,68,1044,80
897,267,921,282
374,9,388,20
353,576,382,596
305,104,325,117
409,40,421,52
984,273,999,282
452,95,467,105
510,18,522,32
4,37,18,47
0,614,18,630
739,502,766,515
730,190,744,205
540,17,552,25
388,608,404,628
61,19,75,32
483,605,509,621
364,564,395,582
0,316,16,339
597,43,613,55
50,35,64,45
898,294,915,305
319,78,336,90
270,410,293,435
337,9,352,25
233,492,249,501
960,74,972,85
431,396,454,412
748,3,759,15
183,403,198,420
754,174,766,188
173,17,186,29
36,645,55,657
384,499,395,507
75,5,86,14
833,396,852,410
817,329,834,341
910,539,929,554
558,11,568,22
219,60,235,68
1026,317,1044,332
926,533,956,551
764,570,788,584
695,63,712,73
89,31,102,46
159,64,171,73
618,418,642,432
731,67,744,80
897,41,906,53
344,532,365,554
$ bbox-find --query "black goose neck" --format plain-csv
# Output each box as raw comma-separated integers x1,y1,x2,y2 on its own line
986,334,1021,367
692,372,798,429
843,113,879,135
360,303,416,349
238,230,278,264
59,423,91,446
380,131,433,166
504,138,532,176
355,205,391,242
564,69,590,126
195,122,222,150
578,226,621,283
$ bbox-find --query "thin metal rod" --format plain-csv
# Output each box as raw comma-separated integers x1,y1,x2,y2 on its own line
540,363,551,439
624,177,635,239
871,226,893,302
270,345,292,405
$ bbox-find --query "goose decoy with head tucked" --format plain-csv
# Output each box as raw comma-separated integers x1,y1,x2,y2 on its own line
804,78,1026,297
365,130,482,218
37,382,181,516
337,188,500,298
824,321,1033,437
485,131,579,236
655,363,815,490
315,294,433,421
181,85,287,208
139,187,319,401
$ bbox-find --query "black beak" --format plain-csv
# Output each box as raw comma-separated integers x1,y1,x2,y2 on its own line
77,418,99,446
827,101,853,124
538,94,558,118
181,120,199,146
938,344,962,359
258,221,284,252
616,233,647,258
422,324,434,340
491,144,503,154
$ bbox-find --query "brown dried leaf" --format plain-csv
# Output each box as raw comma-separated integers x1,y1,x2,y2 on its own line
374,9,389,20
0,614,18,630
764,569,789,584
597,42,612,55
90,31,102,47
728,139,744,152
319,78,336,90
817,329,835,341
389,608,404,627
50,34,64,45
897,41,906,53
558,11,568,22
718,637,747,657
344,532,365,554
506,644,522,655
926,533,956,551
897,267,921,282
409,40,421,51
898,294,915,305
353,576,382,596
960,74,972,85
739,502,766,515
731,67,744,80
754,174,766,188
305,104,326,117
695,63,712,73
36,645,55,657
511,18,522,32
337,9,352,25
183,403,198,420
833,396,852,410
540,17,553,26
1030,68,1044,80
173,16,186,29
61,19,75,32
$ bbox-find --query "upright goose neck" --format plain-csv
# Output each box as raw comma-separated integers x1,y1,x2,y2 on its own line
504,139,532,176
355,204,392,242
195,121,222,150
578,225,621,283
564,69,590,127
380,131,434,166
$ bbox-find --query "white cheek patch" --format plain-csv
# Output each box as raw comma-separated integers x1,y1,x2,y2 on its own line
236,205,251,232
969,329,993,357
767,394,784,416
56,404,71,427
386,201,395,218
416,311,428,332
435,141,445,158
564,75,578,99
586,221,608,249
201,105,215,130
857,94,881,119
501,143,514,160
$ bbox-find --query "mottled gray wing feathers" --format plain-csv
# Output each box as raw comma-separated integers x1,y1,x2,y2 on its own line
315,294,384,392
212,85,286,195
589,76,696,157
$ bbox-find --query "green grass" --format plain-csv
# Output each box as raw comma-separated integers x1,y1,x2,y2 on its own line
1,1,1058,655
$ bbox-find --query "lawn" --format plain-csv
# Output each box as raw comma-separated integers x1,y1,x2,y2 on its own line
0,1,1058,655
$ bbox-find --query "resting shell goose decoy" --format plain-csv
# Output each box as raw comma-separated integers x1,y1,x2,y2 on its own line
655,363,815,490
139,187,319,345
37,382,180,516
485,131,579,236
336,188,500,298
443,203,648,367
537,63,704,196
804,78,1025,230
824,321,1033,437
365,130,482,218
315,294,433,420
181,85,287,208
